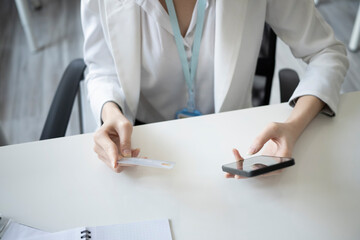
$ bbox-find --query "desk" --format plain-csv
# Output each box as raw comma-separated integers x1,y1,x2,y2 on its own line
1,92,360,239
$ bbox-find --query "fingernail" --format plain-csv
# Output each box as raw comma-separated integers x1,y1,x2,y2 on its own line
123,149,131,158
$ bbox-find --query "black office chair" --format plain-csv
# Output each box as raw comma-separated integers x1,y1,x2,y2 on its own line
40,59,86,140
253,24,299,107
40,25,300,141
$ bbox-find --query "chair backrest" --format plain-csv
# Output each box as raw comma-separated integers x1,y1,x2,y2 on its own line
252,24,277,106
40,59,86,140
0,127,7,146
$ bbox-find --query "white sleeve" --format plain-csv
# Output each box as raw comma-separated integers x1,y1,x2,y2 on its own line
266,0,349,116
81,0,129,126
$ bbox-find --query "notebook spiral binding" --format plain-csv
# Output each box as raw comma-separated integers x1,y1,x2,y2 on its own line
80,230,91,239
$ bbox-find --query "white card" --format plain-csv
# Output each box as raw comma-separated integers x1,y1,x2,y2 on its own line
117,158,175,169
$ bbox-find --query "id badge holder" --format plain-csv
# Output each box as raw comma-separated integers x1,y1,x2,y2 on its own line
175,108,202,119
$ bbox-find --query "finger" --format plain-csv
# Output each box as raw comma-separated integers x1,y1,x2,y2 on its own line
232,148,244,161
225,173,235,178
115,121,133,157
132,148,141,157
97,150,115,170
94,131,119,168
96,151,107,162
95,144,123,171
114,165,127,173
230,149,247,179
248,123,280,155
224,172,247,179
94,143,114,167
93,143,104,157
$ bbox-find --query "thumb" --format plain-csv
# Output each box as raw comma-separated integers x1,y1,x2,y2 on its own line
248,123,279,155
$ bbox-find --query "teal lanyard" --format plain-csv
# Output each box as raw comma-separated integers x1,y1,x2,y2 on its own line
165,0,206,113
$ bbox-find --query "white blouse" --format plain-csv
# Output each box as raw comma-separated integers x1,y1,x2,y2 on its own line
82,0,349,127
135,0,215,123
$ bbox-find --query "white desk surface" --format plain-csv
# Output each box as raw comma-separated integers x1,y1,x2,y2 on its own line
1,92,360,239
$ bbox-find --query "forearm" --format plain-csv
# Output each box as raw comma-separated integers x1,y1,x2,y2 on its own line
285,95,325,140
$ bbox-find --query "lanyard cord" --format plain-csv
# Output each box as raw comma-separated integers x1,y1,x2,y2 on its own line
165,0,206,113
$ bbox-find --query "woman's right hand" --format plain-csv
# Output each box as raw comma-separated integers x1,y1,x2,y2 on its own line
93,102,139,173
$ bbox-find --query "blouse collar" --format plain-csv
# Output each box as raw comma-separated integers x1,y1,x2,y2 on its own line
135,0,210,39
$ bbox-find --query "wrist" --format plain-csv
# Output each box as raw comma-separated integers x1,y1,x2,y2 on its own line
283,96,325,141
102,101,123,123
283,119,306,142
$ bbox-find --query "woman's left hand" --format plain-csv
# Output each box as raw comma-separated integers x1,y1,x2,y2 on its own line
225,122,298,179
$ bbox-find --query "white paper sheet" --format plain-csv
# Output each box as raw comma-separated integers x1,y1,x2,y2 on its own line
90,219,172,240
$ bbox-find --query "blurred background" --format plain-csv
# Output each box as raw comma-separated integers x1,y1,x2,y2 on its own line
0,0,359,146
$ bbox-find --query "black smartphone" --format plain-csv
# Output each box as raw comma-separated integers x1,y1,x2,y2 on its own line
222,155,295,177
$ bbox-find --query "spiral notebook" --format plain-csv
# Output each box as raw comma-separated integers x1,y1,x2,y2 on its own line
1,218,172,240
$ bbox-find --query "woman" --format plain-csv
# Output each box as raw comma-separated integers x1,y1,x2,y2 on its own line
81,0,349,175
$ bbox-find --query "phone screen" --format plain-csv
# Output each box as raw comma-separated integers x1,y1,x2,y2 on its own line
222,155,294,177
